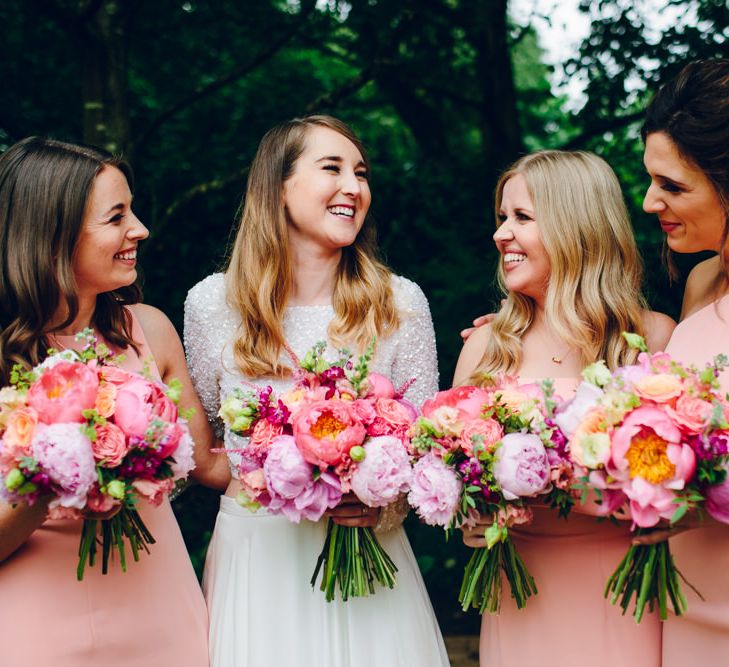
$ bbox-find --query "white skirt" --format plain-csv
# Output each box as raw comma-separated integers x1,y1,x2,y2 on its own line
203,496,450,667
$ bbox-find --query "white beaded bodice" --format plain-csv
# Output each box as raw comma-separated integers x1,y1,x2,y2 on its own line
184,272,439,472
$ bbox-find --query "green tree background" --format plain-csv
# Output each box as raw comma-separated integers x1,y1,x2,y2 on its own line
2,0,726,633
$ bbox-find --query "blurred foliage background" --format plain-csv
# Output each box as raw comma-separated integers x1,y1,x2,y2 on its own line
2,0,727,634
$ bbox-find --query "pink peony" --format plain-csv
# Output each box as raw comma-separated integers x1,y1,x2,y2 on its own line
493,433,550,500
92,422,128,467
263,435,342,522
609,406,696,528
457,418,503,456
132,478,175,505
421,386,490,422
364,373,396,399
114,377,178,438
349,435,412,507
27,361,99,424
408,452,462,527
292,399,366,468
31,423,97,509
169,426,196,479
706,465,729,525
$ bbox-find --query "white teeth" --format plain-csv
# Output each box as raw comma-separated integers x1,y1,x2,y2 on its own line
114,251,136,260
503,253,526,264
328,206,354,217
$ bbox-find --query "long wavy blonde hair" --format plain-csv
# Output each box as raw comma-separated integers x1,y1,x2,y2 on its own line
469,150,646,382
226,115,399,377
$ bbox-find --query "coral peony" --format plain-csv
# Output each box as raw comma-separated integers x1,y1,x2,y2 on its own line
27,361,99,424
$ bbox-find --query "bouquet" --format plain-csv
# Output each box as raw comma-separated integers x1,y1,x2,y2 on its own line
0,330,195,580
408,377,574,614
556,334,729,621
218,341,415,602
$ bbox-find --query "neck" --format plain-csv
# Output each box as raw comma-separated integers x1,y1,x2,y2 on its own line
49,293,97,335
288,239,341,306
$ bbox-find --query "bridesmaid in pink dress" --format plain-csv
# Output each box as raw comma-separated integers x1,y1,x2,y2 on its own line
641,58,729,665
0,138,228,666
453,150,675,667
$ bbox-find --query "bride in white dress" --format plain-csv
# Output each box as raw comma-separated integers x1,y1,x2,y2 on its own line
184,115,450,667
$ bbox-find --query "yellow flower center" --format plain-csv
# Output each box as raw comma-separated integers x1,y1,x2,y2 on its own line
625,430,675,483
48,379,72,400
310,412,347,440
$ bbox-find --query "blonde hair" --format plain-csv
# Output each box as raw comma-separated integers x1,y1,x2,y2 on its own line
226,115,399,377
469,150,646,382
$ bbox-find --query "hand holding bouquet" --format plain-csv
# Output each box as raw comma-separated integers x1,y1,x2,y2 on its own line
556,334,729,621
408,377,573,614
219,341,415,601
0,331,195,579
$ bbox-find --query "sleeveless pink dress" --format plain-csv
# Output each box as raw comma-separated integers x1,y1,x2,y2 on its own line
479,377,661,667
662,294,729,665
0,310,209,667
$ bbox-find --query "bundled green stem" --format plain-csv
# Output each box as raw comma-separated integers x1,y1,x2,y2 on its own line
311,519,397,602
459,538,537,614
77,507,155,581
604,533,697,622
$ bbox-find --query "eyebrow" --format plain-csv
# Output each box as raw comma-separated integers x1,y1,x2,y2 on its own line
315,155,367,168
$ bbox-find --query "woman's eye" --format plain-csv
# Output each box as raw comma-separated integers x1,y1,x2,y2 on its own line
109,213,124,223
323,164,340,173
516,212,532,222
660,181,682,194
356,170,368,180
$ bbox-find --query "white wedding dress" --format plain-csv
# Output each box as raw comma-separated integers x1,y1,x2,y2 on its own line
185,272,450,667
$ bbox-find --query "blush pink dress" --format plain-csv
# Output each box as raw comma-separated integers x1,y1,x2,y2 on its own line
662,293,729,665
0,310,209,667
479,377,661,667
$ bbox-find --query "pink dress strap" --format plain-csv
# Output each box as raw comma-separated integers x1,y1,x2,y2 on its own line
123,306,162,382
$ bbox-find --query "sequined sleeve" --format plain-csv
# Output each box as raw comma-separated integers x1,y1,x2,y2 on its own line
184,273,227,437
391,276,440,409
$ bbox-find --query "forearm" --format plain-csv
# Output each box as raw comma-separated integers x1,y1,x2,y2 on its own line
0,498,49,563
191,442,231,491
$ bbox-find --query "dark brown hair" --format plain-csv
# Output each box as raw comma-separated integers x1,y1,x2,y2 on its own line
642,59,729,282
0,137,141,383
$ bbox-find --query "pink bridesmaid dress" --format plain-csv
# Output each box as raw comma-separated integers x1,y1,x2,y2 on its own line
662,293,729,665
0,309,209,667
479,377,661,667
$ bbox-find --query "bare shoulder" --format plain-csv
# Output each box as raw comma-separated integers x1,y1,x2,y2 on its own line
640,310,676,353
452,322,492,386
128,303,183,375
682,256,722,318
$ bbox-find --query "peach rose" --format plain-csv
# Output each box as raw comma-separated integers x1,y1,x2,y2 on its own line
248,419,285,461
667,394,713,434
95,382,118,418
132,478,175,505
457,418,503,456
240,468,268,503
92,422,128,466
0,387,26,430
429,405,463,437
570,408,611,468
633,373,683,404
374,398,413,427
3,406,39,454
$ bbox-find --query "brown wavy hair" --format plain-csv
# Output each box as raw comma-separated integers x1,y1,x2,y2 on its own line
0,137,141,383
225,115,399,377
642,58,729,286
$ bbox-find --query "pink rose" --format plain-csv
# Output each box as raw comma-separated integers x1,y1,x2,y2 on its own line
114,377,178,438
374,398,413,427
493,433,551,500
132,478,175,505
666,394,713,434
99,366,137,386
457,418,503,456
156,422,184,459
27,361,99,424
92,422,128,466
292,399,366,468
422,386,490,421
248,419,285,460
364,373,395,399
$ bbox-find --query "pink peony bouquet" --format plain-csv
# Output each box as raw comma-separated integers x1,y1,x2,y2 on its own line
0,330,195,579
555,333,729,621
408,377,573,614
218,341,415,601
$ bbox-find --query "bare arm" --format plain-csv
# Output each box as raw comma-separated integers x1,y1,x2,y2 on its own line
0,498,49,563
641,310,676,353
132,304,230,490
681,256,722,320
